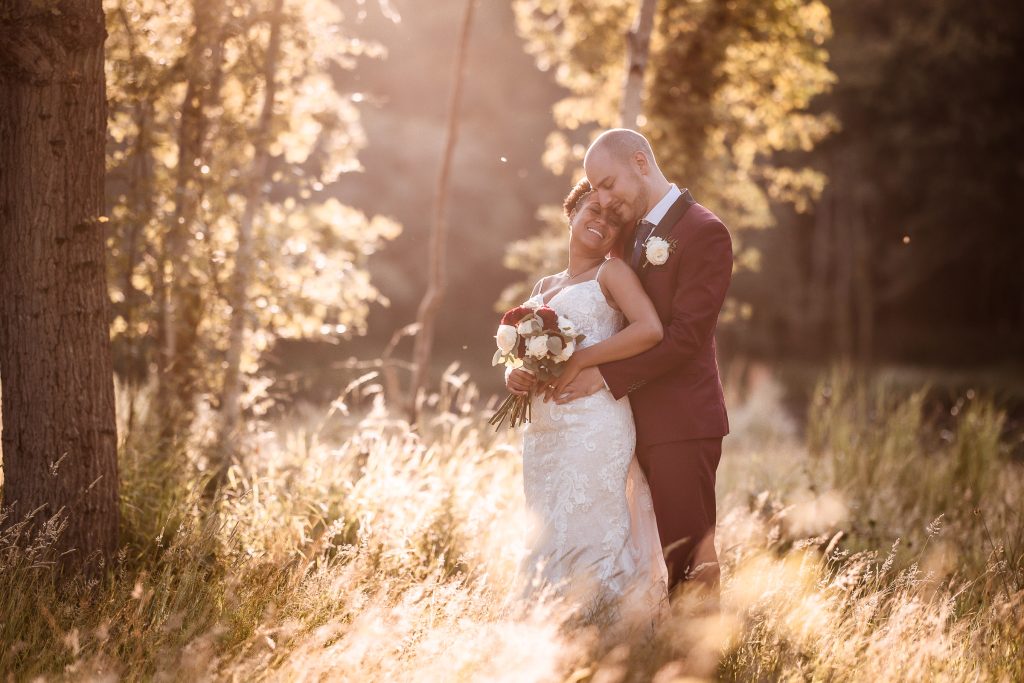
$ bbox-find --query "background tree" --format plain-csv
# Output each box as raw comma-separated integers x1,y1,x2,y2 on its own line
155,0,227,449
620,0,656,128
407,0,477,418
0,0,119,573
219,0,285,478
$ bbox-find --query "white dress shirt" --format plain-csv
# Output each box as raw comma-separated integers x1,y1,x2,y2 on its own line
643,183,682,227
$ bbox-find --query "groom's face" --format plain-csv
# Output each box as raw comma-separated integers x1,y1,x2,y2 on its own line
584,148,649,229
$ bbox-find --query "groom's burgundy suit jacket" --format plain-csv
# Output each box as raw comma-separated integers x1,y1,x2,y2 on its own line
599,189,732,447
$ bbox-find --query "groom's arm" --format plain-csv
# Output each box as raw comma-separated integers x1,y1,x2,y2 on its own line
598,220,733,400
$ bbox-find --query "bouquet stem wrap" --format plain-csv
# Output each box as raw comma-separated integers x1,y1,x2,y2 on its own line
488,388,533,430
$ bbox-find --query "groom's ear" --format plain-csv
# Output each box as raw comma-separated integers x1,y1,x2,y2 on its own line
633,150,650,175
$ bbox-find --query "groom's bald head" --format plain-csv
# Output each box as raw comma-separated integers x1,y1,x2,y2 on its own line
584,129,669,226
584,128,657,168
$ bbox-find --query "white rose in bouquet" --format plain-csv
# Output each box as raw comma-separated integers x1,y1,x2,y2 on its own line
557,315,576,336
526,334,550,359
517,318,538,335
495,324,518,354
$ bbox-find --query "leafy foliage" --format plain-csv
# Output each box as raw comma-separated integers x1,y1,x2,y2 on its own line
103,0,400,400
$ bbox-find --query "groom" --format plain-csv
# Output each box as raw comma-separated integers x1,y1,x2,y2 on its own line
516,129,733,598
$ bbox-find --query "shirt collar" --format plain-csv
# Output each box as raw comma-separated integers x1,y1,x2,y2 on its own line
642,184,681,226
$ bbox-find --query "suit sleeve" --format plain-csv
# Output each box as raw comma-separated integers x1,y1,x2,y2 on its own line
598,220,733,399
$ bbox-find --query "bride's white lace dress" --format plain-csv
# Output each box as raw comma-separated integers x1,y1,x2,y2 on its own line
517,274,668,629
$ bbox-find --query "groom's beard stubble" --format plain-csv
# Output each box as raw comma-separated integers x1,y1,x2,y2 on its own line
625,184,650,229
613,198,642,231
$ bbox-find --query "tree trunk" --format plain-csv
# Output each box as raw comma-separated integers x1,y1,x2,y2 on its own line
832,153,854,359
113,5,155,387
407,0,477,420
0,0,119,575
155,0,224,448
218,0,284,482
122,97,154,382
807,165,833,358
620,0,657,129
852,175,874,367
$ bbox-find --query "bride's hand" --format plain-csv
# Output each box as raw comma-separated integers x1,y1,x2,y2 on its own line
546,358,582,403
506,368,536,396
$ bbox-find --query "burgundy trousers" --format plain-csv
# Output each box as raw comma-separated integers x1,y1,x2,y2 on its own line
636,437,722,592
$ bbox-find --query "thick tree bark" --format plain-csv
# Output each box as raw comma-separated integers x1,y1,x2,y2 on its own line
407,0,476,419
620,0,657,129
0,0,119,574
218,0,284,478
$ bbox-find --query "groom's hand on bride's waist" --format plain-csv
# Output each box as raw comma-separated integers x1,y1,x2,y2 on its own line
552,367,605,405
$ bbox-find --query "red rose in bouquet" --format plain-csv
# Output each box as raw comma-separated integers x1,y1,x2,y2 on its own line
500,306,533,326
536,306,559,332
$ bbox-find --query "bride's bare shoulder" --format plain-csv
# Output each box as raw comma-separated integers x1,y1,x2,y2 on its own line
597,257,636,284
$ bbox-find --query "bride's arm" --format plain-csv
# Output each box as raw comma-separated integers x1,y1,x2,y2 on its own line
572,259,662,367
547,260,661,399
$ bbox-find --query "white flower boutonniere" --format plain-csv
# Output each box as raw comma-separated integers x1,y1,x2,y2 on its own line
643,235,678,268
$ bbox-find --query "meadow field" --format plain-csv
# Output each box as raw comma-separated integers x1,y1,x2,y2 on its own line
1,366,1021,681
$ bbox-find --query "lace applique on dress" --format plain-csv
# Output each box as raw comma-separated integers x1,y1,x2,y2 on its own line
517,274,668,632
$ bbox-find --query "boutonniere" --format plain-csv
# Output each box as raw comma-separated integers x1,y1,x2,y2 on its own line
642,235,677,269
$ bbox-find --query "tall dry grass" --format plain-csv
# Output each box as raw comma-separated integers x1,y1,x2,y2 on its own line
1,364,1021,681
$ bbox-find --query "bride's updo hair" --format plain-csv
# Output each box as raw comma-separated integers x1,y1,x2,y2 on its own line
563,178,595,219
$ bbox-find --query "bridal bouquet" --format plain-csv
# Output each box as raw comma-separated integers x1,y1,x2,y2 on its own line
489,302,585,429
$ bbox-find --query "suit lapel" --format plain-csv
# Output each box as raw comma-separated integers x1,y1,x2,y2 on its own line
635,188,696,275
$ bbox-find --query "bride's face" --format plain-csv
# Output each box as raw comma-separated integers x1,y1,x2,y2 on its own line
569,194,623,256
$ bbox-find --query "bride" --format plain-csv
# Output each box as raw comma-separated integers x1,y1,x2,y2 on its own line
506,178,668,628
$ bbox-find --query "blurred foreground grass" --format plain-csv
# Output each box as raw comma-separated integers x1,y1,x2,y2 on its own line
1,366,1022,681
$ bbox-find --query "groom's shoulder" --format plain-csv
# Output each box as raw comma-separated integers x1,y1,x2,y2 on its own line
674,203,732,262
675,202,730,240
685,202,726,229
